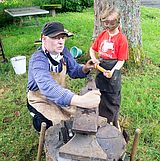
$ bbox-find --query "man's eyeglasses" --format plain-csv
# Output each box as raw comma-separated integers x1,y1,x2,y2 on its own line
52,34,67,40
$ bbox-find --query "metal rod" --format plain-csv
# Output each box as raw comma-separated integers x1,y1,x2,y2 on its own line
130,128,141,161
0,38,6,60
37,122,47,161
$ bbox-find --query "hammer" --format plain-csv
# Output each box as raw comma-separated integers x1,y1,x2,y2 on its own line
95,64,112,78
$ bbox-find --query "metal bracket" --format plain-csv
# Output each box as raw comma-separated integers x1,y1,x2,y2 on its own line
0,38,8,63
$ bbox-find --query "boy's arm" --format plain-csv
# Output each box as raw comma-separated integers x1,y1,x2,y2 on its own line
89,47,100,64
104,60,125,78
111,60,125,73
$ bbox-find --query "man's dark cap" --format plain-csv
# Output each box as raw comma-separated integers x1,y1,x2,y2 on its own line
42,22,70,38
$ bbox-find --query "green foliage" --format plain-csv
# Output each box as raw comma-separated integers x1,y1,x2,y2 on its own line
125,45,145,68
32,0,51,6
121,64,160,161
0,7,160,161
141,6,160,65
61,0,93,12
0,9,12,28
2,0,33,8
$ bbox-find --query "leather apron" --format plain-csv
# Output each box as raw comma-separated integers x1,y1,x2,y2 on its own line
27,61,76,126
95,59,121,128
95,59,121,93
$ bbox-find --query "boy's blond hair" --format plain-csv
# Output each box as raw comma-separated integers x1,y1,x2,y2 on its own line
100,6,121,22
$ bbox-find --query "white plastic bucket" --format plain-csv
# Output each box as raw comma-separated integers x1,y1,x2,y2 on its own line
10,56,26,74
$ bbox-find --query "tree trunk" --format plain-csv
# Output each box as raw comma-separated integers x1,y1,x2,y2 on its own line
93,0,145,68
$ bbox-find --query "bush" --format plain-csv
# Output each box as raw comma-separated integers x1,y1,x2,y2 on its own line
33,0,94,12
61,0,93,12
29,0,94,12
2,0,33,8
0,3,13,28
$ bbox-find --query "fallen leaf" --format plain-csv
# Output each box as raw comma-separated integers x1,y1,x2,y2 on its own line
14,111,21,117
0,88,5,97
3,117,13,123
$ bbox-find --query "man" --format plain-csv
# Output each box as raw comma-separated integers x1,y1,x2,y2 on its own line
27,22,101,132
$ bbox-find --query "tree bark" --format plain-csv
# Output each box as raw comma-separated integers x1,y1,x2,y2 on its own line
93,0,145,67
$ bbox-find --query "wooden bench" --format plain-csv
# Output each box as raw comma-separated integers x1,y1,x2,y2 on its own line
4,7,49,26
42,4,62,16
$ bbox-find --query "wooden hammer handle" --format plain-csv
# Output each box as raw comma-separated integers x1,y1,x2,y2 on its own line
95,64,106,73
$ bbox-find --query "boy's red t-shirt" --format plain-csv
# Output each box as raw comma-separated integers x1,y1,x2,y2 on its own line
92,30,128,60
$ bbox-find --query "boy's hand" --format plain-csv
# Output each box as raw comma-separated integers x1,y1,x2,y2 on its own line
92,58,100,64
104,70,113,78
94,64,113,78
91,58,100,70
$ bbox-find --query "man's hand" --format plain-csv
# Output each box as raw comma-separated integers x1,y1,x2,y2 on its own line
70,90,101,108
82,59,95,73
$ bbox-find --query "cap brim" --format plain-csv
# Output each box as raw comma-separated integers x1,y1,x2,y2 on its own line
64,29,74,37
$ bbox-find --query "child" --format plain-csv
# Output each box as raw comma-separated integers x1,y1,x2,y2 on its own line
90,6,129,129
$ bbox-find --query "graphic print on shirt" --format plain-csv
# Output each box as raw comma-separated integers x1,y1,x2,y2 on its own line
99,40,114,59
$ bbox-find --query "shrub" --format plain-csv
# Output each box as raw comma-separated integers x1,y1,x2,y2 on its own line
32,0,94,12
58,0,93,12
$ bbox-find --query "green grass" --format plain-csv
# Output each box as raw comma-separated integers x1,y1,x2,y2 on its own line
141,7,160,65
121,64,160,160
0,7,160,161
